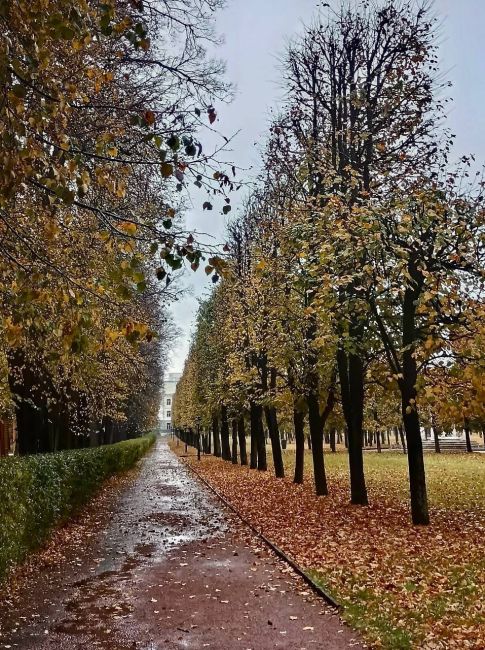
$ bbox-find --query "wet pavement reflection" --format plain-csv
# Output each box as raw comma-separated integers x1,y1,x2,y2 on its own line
93,438,227,573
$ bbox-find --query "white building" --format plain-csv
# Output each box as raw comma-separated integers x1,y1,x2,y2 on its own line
159,372,181,433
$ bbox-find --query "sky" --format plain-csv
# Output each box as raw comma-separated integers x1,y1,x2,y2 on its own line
166,0,485,375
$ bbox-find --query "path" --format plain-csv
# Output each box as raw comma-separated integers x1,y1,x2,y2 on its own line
0,438,363,649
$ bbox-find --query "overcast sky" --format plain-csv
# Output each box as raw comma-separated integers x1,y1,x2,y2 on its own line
166,0,485,375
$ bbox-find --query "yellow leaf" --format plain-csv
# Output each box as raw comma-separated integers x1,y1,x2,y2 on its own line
120,221,137,235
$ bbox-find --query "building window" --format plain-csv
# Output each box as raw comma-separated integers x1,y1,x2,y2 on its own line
166,410,171,418
167,423,171,431
166,398,171,406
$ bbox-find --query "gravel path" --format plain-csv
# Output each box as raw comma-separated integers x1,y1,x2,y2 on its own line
0,437,363,649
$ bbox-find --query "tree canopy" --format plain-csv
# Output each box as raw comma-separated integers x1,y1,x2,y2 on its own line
173,0,485,525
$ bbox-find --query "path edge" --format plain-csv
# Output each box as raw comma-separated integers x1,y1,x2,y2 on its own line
177,452,341,611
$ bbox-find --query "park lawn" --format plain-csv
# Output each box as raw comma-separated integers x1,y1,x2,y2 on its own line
173,442,485,649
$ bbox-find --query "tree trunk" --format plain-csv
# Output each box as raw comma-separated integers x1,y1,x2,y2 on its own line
399,267,429,525
212,415,221,458
8,354,51,454
237,416,247,465
337,347,368,505
307,391,328,496
263,368,285,478
206,426,212,454
250,401,266,470
255,404,267,471
220,405,231,461
464,418,473,453
293,408,305,484
398,425,407,454
0,422,7,457
107,419,115,445
329,427,336,453
401,350,429,524
231,419,238,464
433,425,441,453
402,398,429,524
265,404,284,478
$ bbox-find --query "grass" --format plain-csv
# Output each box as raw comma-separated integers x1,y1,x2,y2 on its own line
292,449,485,648
176,441,485,649
292,447,485,510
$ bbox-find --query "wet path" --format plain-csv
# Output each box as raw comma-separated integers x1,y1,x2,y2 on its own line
0,438,363,649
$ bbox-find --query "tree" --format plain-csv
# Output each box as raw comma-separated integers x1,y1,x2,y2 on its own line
280,0,443,506
366,171,484,523
0,0,231,450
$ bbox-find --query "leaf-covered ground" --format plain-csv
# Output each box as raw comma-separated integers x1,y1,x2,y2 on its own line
171,441,485,649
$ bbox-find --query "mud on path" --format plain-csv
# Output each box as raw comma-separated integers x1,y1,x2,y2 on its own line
0,438,363,649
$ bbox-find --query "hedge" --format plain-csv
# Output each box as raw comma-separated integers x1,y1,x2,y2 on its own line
0,434,156,582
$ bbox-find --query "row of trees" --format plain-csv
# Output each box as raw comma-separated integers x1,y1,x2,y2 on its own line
173,1,485,525
0,0,230,453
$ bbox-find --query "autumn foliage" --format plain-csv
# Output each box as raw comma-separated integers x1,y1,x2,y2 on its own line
0,0,230,451
173,0,485,527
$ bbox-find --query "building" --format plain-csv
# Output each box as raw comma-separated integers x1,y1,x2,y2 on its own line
159,372,181,433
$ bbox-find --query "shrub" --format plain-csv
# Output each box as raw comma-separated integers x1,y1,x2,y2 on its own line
0,434,156,581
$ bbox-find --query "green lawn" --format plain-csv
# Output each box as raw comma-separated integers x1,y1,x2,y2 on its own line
285,447,485,510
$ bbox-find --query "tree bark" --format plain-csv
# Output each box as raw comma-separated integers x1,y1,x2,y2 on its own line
329,427,336,453
260,363,283,477
231,419,238,464
398,261,429,524
237,416,247,465
0,422,7,457
265,404,284,477
7,351,52,454
293,408,305,484
402,388,429,525
220,405,231,461
400,285,429,524
212,415,221,458
255,404,267,471
464,418,473,453
433,424,441,454
206,427,212,454
250,401,266,470
337,347,368,505
307,391,327,495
